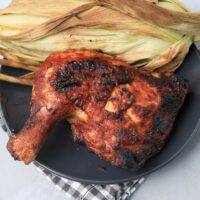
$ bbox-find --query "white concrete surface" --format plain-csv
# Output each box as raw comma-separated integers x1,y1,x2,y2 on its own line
0,0,200,200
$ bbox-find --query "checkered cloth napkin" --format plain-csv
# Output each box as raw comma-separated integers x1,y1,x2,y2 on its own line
35,162,145,200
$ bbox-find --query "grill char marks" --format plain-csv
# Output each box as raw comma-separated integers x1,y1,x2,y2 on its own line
161,92,184,113
51,59,132,108
139,72,189,113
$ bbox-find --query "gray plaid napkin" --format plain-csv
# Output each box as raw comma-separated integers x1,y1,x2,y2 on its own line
35,162,144,200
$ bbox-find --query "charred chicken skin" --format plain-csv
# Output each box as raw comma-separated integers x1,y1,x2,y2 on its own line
7,50,188,169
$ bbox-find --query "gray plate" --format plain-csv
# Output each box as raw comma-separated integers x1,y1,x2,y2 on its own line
0,45,200,184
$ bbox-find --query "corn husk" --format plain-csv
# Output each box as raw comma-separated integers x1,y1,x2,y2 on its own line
0,0,200,85
0,73,33,86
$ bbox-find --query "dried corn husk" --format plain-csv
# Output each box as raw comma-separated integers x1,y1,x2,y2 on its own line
0,0,200,86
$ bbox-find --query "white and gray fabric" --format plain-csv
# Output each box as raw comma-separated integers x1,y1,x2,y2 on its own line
35,162,144,200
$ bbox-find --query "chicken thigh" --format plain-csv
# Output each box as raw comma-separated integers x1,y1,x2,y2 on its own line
7,50,188,169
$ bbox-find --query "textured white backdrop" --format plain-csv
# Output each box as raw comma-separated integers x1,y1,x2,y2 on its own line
0,1,200,200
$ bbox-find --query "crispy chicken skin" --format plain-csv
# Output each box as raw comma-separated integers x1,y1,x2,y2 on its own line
7,50,188,168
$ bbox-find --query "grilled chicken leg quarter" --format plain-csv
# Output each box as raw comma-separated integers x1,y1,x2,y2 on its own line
7,50,188,168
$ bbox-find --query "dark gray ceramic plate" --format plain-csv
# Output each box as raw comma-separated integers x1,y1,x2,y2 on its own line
0,46,200,184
